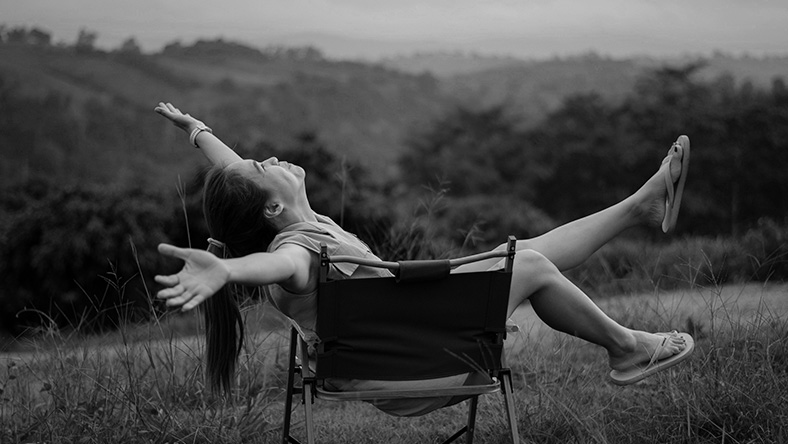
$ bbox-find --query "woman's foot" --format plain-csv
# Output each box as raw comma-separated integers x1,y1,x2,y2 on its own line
630,136,690,232
608,330,688,372
607,330,694,385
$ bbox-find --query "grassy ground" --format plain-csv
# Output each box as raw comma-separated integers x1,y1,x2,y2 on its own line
1,282,786,443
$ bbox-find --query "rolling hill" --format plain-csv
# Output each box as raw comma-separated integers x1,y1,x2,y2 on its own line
2,39,786,188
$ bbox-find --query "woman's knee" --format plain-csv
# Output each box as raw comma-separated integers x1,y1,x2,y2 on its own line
506,249,560,311
512,249,561,287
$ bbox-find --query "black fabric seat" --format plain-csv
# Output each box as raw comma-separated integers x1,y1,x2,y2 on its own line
281,236,521,444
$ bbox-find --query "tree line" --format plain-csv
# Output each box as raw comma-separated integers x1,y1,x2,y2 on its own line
0,24,325,60
1,54,787,339
401,62,788,240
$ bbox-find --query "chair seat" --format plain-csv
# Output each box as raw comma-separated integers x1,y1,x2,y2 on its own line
315,378,501,401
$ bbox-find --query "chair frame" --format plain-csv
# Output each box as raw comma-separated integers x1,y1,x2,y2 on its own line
281,236,521,444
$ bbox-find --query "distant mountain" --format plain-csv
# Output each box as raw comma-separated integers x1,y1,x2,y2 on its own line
380,51,526,77
382,50,788,83
2,39,786,188
442,54,644,125
0,40,452,186
383,51,788,124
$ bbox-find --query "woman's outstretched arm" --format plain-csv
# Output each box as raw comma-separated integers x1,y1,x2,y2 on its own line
154,243,314,311
154,101,242,167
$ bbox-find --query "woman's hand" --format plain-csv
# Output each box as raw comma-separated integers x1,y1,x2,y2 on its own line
154,101,241,165
154,102,205,134
154,243,231,311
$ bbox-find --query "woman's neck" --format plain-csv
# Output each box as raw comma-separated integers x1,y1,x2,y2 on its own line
275,205,318,230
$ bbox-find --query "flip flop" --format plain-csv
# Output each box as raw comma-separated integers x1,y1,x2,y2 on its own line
662,135,691,233
609,332,695,385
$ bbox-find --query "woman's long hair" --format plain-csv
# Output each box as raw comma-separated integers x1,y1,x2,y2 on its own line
201,166,279,393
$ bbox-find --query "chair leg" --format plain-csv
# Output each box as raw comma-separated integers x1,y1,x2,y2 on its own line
499,369,521,444
294,333,317,444
439,395,477,444
466,395,479,444
281,328,303,444
302,378,316,444
282,387,296,444
282,328,299,444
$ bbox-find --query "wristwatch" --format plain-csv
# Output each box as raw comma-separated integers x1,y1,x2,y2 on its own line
189,122,213,148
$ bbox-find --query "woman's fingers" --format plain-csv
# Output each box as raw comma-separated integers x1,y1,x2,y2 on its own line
154,274,179,287
161,289,206,312
156,283,184,299
154,241,217,312
154,102,185,122
155,102,173,114
155,284,199,309
182,294,207,312
158,243,189,260
154,273,211,311
165,292,194,309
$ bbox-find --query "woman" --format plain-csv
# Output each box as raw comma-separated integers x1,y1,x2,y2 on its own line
153,102,693,415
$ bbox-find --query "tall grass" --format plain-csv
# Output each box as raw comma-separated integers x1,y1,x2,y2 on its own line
501,280,788,444
2,215,787,442
0,299,292,443
3,261,786,443
567,218,788,298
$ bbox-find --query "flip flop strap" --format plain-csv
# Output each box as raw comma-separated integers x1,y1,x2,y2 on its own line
647,336,669,368
664,155,676,207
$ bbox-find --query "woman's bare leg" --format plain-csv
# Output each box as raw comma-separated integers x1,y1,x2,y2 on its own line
522,148,684,271
508,249,687,370
456,142,686,274
518,162,674,271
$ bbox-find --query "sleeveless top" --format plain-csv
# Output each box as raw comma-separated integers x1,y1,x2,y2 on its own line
263,214,393,346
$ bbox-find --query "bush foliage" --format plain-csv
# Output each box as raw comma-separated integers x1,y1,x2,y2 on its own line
566,217,788,297
401,63,788,239
0,180,189,335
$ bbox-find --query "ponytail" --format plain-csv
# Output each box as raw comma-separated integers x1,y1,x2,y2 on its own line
201,166,278,393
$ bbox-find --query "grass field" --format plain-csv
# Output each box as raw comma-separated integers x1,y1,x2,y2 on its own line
1,281,787,443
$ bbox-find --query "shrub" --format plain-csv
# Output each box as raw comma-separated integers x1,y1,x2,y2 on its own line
567,219,788,298
432,195,556,251
740,217,788,281
0,180,188,335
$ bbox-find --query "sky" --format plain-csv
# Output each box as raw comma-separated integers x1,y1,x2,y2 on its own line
2,0,788,60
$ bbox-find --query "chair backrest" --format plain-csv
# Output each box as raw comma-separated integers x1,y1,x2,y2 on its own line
314,238,516,382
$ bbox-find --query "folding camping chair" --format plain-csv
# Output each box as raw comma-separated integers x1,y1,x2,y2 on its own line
281,236,521,444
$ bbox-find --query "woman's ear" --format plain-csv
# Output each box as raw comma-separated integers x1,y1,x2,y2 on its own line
264,200,284,219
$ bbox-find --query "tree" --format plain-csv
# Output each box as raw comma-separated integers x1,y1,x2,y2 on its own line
0,180,181,334
399,105,556,248
118,37,141,55
5,27,29,44
399,63,788,238
527,93,636,222
75,28,97,53
29,28,51,46
400,106,540,199
533,63,788,235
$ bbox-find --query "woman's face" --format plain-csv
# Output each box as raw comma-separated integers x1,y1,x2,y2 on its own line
226,157,307,198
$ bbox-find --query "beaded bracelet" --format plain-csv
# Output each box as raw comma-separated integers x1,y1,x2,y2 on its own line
188,123,213,147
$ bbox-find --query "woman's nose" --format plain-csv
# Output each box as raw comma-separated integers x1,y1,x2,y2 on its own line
262,157,279,166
